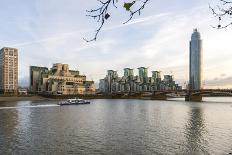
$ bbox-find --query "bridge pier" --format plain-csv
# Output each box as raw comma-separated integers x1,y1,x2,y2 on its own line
185,94,202,102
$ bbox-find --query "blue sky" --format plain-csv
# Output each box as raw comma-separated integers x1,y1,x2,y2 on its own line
0,0,232,88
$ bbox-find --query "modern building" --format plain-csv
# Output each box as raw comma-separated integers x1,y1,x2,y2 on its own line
99,67,182,94
124,68,134,77
189,29,202,90
29,63,95,95
0,47,18,94
138,67,148,84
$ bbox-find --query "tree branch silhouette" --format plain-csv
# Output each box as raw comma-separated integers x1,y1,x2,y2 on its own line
84,0,150,42
210,0,232,29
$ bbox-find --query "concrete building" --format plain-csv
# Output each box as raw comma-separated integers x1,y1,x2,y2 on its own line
29,63,95,95
189,28,202,90
0,47,18,94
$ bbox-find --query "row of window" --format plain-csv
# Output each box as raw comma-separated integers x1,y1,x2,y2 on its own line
4,50,18,56
3,81,17,83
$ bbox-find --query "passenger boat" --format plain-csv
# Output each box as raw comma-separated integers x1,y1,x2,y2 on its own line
58,98,90,106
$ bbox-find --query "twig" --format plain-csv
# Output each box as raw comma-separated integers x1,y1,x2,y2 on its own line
210,0,232,29
84,0,149,42
84,0,117,42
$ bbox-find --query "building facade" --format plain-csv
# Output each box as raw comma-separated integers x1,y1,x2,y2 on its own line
99,67,182,94
30,63,95,95
189,29,202,90
30,66,49,92
0,47,18,94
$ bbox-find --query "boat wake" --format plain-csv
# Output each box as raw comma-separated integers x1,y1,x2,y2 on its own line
0,104,59,110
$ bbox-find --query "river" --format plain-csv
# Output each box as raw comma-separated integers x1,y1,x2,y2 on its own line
0,97,232,154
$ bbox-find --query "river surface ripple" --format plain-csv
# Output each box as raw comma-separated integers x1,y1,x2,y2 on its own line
0,98,232,155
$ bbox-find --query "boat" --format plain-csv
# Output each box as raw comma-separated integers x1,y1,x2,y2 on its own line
58,98,90,106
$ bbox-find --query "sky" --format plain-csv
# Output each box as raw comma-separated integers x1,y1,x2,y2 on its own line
0,0,232,88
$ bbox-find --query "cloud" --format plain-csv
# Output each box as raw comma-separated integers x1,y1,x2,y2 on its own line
103,13,170,31
205,76,232,88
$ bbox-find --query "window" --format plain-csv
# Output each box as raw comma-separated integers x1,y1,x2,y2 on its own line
9,51,13,56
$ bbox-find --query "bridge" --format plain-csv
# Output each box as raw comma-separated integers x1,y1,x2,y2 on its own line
148,89,232,101
184,89,232,101
105,89,232,102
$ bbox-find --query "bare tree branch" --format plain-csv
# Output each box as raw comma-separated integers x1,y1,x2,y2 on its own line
84,0,150,42
210,0,232,29
84,0,115,42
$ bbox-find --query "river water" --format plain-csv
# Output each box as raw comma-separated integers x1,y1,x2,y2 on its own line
0,98,232,155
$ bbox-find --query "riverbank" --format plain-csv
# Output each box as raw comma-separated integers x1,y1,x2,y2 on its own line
0,94,231,102
0,94,144,102
0,96,55,102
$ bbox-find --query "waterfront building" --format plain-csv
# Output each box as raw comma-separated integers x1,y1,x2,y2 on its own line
29,63,95,95
124,68,134,77
152,71,162,90
99,67,182,94
30,66,49,92
152,71,161,79
138,67,148,77
106,70,118,93
99,79,107,93
0,47,18,94
138,67,148,84
189,28,202,90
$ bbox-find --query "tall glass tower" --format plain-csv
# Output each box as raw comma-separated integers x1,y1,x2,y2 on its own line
189,29,202,90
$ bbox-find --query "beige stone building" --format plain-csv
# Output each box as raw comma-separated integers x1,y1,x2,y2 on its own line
0,47,18,94
30,63,95,95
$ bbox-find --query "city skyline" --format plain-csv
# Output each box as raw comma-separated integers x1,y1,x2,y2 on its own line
0,0,232,88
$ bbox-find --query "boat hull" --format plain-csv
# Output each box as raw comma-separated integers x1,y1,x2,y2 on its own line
58,101,90,106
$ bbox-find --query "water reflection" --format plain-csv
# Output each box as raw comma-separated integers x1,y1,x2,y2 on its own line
184,104,209,154
0,102,19,154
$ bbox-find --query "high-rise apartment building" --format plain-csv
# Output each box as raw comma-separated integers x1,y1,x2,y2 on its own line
0,47,18,94
124,68,134,77
99,68,182,94
138,67,148,83
189,29,202,90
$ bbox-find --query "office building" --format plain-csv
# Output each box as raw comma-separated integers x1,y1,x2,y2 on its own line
29,63,95,95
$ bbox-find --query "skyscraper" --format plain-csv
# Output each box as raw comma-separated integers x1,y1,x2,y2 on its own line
189,29,202,90
0,47,18,94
